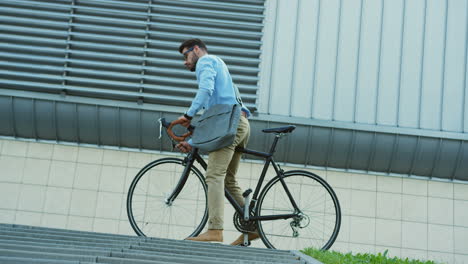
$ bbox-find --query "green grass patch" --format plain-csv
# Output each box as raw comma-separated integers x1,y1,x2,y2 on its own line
301,248,440,264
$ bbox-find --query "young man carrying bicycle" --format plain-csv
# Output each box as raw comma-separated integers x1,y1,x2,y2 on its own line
175,38,258,245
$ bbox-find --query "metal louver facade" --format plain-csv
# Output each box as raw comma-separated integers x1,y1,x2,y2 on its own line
0,0,264,110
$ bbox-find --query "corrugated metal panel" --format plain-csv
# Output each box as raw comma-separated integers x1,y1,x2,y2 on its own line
1,92,467,181
0,0,264,111
260,0,468,133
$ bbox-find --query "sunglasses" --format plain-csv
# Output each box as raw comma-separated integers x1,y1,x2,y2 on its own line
183,46,195,59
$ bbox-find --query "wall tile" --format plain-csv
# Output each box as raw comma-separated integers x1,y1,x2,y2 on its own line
428,181,453,199
351,173,377,191
349,216,375,244
119,220,136,236
327,170,351,189
454,184,468,200
454,200,468,227
236,161,252,180
0,183,20,210
454,254,468,264
402,222,428,250
377,175,402,193
428,197,453,225
334,188,351,216
376,219,401,247
15,211,42,226
74,163,101,190
402,195,427,222
428,224,454,253
52,145,78,162
17,184,46,212
95,192,123,219
0,209,15,223
454,227,468,254
127,151,152,169
44,187,72,215
69,189,97,217
27,142,53,159
335,214,350,242
67,216,93,232
124,168,139,195
376,192,401,220
22,158,50,185
403,178,428,196
0,156,25,183
102,149,128,166
350,190,376,217
77,147,103,164
93,218,119,234
1,140,28,157
99,166,126,193
48,161,76,188
41,214,67,229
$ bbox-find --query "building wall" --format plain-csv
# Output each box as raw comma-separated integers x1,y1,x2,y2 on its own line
1,138,468,263
259,0,468,133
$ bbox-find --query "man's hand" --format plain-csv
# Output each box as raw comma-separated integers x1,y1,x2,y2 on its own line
177,115,191,128
176,141,192,153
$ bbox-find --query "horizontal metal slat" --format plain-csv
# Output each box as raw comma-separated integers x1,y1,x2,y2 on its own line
0,70,63,82
150,31,262,48
150,3,264,21
147,21,262,40
0,15,69,30
1,34,68,47
152,13,262,31
0,6,71,20
0,0,71,12
0,25,68,38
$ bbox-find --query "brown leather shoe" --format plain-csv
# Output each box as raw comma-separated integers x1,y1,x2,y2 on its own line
230,232,260,246
185,229,223,242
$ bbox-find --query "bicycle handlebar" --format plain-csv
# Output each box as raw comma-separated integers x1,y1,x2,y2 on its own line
160,118,194,142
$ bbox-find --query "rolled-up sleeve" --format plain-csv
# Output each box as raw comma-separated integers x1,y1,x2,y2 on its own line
186,58,217,117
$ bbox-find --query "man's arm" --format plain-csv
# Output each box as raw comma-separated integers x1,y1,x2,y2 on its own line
186,58,217,117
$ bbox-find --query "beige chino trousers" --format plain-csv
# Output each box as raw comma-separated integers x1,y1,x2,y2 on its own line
205,115,250,230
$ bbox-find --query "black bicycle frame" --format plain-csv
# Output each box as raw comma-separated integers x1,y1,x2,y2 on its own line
167,135,301,222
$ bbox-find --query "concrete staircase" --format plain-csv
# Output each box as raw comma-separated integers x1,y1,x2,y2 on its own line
0,224,321,264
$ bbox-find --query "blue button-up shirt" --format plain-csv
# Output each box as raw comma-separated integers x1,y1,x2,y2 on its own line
186,54,251,117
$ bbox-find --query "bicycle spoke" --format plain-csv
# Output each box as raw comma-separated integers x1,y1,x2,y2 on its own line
127,159,208,239
257,172,341,250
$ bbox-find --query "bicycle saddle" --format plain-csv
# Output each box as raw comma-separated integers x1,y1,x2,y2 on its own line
262,125,296,134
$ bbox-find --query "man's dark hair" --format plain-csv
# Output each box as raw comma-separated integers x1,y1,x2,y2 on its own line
179,38,208,54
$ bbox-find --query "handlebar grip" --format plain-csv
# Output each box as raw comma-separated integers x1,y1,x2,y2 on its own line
166,118,193,142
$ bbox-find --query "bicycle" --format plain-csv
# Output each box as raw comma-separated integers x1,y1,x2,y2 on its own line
126,118,341,250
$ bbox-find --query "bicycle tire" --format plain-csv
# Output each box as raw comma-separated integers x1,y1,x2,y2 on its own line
126,157,208,239
256,170,341,250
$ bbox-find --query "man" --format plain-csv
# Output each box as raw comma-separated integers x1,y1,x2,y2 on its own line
175,38,258,245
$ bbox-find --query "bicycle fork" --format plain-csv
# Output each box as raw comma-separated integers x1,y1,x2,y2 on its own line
164,155,194,206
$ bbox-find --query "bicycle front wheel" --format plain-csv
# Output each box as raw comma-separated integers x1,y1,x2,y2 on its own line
256,170,341,250
127,158,208,239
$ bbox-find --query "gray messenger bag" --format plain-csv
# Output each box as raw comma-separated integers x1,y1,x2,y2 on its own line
190,84,245,152
191,103,241,152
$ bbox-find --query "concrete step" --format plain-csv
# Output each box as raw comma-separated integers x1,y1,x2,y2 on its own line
0,223,320,264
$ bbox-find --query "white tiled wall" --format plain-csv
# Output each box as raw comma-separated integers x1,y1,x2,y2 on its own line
1,138,467,263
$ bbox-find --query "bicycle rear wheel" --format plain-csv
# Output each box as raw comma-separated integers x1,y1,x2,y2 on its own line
256,170,341,250
127,158,208,239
